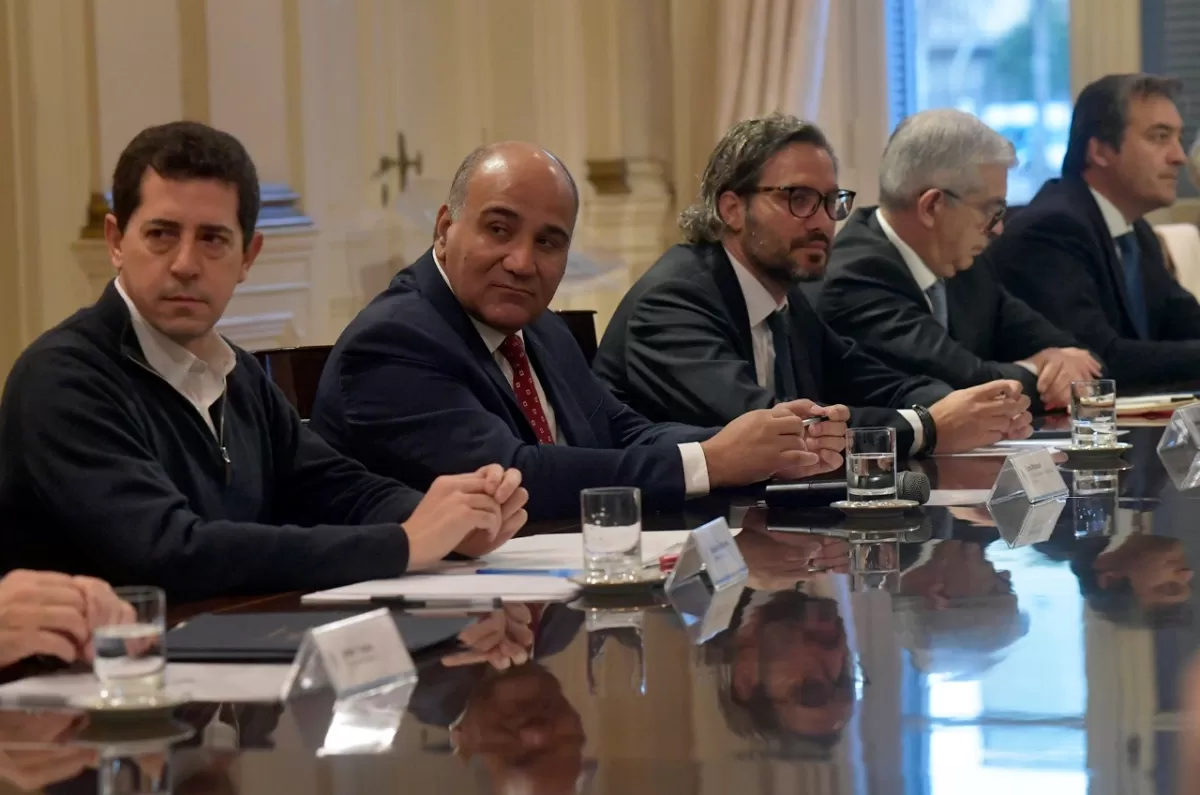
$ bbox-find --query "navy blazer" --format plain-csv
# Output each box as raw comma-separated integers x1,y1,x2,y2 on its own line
310,250,718,521
820,207,1088,411
989,177,1200,387
593,243,952,453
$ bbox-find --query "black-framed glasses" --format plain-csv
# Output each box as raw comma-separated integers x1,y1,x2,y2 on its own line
751,186,857,221
940,188,1007,232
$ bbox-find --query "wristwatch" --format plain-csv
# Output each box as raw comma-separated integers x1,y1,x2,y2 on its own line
910,404,937,455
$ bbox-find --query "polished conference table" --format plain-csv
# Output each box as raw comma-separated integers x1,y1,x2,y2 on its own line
4,423,1200,794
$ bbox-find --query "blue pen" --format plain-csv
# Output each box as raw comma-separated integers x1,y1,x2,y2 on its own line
475,567,580,577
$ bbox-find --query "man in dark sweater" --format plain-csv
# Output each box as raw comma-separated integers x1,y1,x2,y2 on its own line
0,121,527,602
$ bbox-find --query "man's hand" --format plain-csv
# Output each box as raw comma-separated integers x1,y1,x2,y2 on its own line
778,401,849,476
404,468,520,570
442,603,535,670
72,577,135,663
1019,347,1102,410
0,712,95,790
454,465,529,558
700,406,819,488
930,380,1033,453
0,570,91,668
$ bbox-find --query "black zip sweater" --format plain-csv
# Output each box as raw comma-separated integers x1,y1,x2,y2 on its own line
0,282,423,601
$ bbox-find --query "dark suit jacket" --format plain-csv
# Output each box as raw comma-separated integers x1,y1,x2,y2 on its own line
820,207,1085,411
592,242,953,453
989,177,1200,388
309,250,717,522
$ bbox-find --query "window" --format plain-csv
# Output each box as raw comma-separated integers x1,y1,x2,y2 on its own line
886,0,1073,204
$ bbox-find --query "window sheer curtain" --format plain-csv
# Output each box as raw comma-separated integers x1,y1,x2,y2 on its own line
714,0,832,134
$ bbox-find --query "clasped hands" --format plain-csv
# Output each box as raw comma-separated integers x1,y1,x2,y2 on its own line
1019,347,1102,410
404,464,531,569
701,400,849,488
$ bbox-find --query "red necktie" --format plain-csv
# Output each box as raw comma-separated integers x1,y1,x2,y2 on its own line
498,335,555,444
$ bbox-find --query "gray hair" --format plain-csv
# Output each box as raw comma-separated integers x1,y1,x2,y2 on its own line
878,109,1017,210
446,142,580,220
679,113,838,244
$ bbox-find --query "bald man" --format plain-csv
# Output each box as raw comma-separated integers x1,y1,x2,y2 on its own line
310,142,850,521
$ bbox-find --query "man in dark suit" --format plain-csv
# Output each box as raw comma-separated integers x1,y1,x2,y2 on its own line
310,142,850,522
819,108,1101,411
988,73,1200,389
593,113,1033,456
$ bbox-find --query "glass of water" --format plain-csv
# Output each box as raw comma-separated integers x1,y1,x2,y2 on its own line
845,427,897,503
94,586,166,705
581,487,642,582
1070,379,1117,448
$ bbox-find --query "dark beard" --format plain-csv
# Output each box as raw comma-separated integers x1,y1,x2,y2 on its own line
743,212,828,285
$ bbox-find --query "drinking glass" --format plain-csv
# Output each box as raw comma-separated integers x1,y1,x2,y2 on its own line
94,586,167,705
1070,379,1117,448
581,487,642,581
845,427,897,502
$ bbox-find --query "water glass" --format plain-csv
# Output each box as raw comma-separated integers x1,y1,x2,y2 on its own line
1070,379,1117,448
94,586,167,705
581,487,642,582
845,427,897,502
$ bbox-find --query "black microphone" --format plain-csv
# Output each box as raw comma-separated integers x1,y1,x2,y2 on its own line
764,471,931,508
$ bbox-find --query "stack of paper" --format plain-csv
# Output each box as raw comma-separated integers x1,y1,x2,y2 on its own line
302,574,581,604
1116,393,1199,416
302,530,717,605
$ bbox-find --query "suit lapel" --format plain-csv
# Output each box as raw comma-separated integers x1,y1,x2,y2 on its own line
411,253,534,438
709,246,764,381
863,210,942,323
523,324,595,446
1066,179,1143,333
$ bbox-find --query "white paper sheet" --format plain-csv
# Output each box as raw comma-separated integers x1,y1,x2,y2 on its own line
927,489,991,506
303,529,734,605
0,664,291,707
467,529,699,571
302,574,582,605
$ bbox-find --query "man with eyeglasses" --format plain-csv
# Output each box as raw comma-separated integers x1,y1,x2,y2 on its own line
594,113,1033,456
817,108,1100,412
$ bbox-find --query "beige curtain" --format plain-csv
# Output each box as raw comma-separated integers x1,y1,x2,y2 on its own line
714,0,831,134
715,0,830,133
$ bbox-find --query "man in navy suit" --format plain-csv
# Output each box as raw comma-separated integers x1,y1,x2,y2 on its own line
310,142,849,521
989,74,1200,388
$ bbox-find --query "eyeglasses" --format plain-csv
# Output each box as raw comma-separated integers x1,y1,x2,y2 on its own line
940,188,1007,232
750,186,857,221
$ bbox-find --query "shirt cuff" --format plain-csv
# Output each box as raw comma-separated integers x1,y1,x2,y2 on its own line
898,409,924,455
678,442,710,497
1016,360,1038,375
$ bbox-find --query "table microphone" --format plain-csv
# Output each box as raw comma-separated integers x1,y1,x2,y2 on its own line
764,471,931,508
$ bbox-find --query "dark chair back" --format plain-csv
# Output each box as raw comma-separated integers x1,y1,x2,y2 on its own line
252,345,333,419
555,310,598,365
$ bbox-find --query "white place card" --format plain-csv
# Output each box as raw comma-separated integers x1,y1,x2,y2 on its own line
664,517,748,595
988,448,1069,505
992,495,1066,549
283,609,416,701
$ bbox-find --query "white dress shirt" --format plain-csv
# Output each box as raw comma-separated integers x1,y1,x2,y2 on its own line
432,254,710,496
115,277,236,436
875,209,939,308
1089,186,1135,240
725,245,926,454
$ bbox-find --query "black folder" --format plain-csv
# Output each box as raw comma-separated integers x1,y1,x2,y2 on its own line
165,610,473,663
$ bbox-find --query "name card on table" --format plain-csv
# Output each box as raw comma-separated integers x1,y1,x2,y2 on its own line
1158,404,1200,490
664,517,748,595
283,608,416,701
988,448,1069,505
